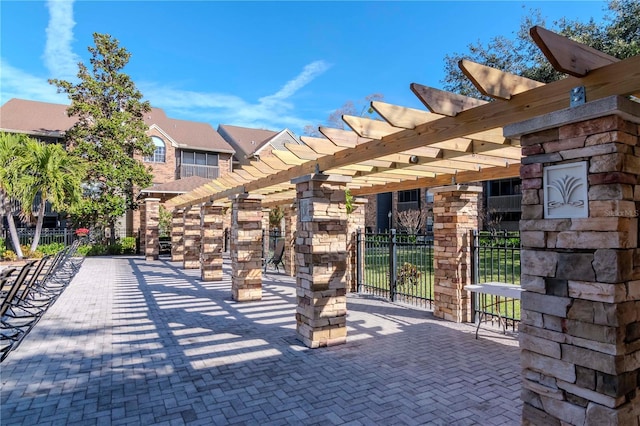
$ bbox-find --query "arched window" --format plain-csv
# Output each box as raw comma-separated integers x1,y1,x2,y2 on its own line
144,136,166,163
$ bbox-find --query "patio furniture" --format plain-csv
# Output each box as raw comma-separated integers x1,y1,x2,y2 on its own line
267,240,285,272
465,282,524,339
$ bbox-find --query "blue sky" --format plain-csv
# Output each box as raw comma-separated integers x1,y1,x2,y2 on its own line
1,1,609,135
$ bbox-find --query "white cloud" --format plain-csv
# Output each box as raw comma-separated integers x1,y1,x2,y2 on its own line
142,60,332,132
43,0,80,80
0,59,68,105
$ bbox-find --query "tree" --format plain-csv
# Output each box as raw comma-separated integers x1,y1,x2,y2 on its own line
12,138,85,252
50,33,155,242
442,0,640,99
397,207,430,235
304,93,384,136
0,133,27,259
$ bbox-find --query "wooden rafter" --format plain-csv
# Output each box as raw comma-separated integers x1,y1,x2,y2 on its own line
459,59,545,100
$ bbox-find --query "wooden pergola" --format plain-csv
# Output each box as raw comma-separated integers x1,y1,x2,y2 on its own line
168,26,640,210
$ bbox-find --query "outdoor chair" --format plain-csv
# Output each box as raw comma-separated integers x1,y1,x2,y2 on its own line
267,240,285,272
0,267,17,300
0,260,38,361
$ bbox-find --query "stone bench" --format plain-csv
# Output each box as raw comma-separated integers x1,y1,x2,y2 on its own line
464,282,525,339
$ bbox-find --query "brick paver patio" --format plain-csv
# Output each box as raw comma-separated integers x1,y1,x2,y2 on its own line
1,256,521,425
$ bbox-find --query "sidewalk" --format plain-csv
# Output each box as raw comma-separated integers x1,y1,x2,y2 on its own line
1,256,521,425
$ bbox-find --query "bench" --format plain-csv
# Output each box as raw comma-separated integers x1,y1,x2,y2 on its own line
464,282,525,339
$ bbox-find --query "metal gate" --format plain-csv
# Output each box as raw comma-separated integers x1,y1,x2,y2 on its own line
356,229,434,309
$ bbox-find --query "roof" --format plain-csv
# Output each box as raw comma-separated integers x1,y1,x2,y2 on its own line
217,124,278,159
0,98,235,154
0,98,76,138
140,176,213,195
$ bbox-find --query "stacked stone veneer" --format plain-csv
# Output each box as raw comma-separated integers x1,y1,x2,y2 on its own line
431,185,481,322
144,198,160,261
171,208,185,262
230,194,263,301
183,205,201,269
284,204,297,277
507,96,640,425
293,174,350,348
346,198,367,293
200,202,224,281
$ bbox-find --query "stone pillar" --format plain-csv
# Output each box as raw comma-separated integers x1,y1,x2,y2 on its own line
431,185,481,322
346,197,367,292
144,198,160,261
183,205,201,269
262,207,270,267
230,194,263,301
139,201,147,254
171,208,184,262
505,96,640,425
293,173,351,348
200,202,224,281
283,204,297,277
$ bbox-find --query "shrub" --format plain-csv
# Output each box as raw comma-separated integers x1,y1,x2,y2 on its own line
75,245,93,256
2,250,17,261
39,242,65,255
106,243,122,255
120,237,136,254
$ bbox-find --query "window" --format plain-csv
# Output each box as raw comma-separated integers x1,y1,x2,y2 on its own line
398,189,419,203
181,151,218,166
144,136,166,163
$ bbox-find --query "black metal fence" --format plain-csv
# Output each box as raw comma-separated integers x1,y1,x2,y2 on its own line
1,228,76,249
356,229,434,309
470,230,521,330
262,229,284,271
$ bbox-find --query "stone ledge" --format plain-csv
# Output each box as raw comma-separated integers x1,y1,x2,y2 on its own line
505,96,640,139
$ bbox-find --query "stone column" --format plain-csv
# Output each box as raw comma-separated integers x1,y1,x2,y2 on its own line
346,197,367,293
431,185,481,322
183,205,201,269
505,96,640,425
139,201,147,254
144,198,160,261
283,203,297,277
200,202,224,281
262,207,270,267
171,208,185,262
230,194,263,301
293,173,351,348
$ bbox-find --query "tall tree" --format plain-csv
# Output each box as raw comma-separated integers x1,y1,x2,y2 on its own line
12,138,85,252
442,0,640,99
0,133,27,259
50,33,155,241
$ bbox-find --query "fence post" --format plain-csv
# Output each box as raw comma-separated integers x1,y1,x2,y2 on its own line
262,228,267,273
389,228,397,302
356,228,362,293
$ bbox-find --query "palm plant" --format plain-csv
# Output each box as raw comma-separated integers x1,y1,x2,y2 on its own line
12,137,86,252
0,133,27,258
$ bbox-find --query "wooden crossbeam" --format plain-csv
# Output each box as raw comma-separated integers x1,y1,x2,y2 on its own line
411,83,487,116
530,26,618,77
351,165,522,196
459,59,545,100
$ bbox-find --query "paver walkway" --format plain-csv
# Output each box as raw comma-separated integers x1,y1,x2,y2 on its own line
1,256,521,425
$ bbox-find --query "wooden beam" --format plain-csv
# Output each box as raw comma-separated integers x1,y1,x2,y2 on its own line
411,83,487,116
351,165,521,196
319,127,371,147
371,101,441,129
343,115,403,139
459,59,545,100
530,26,618,77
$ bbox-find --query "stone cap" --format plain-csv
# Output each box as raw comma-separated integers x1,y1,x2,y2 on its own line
353,197,369,204
504,95,640,139
291,173,352,185
429,184,482,194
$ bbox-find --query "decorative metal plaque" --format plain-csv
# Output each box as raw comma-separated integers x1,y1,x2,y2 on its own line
543,161,588,219
299,199,312,222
